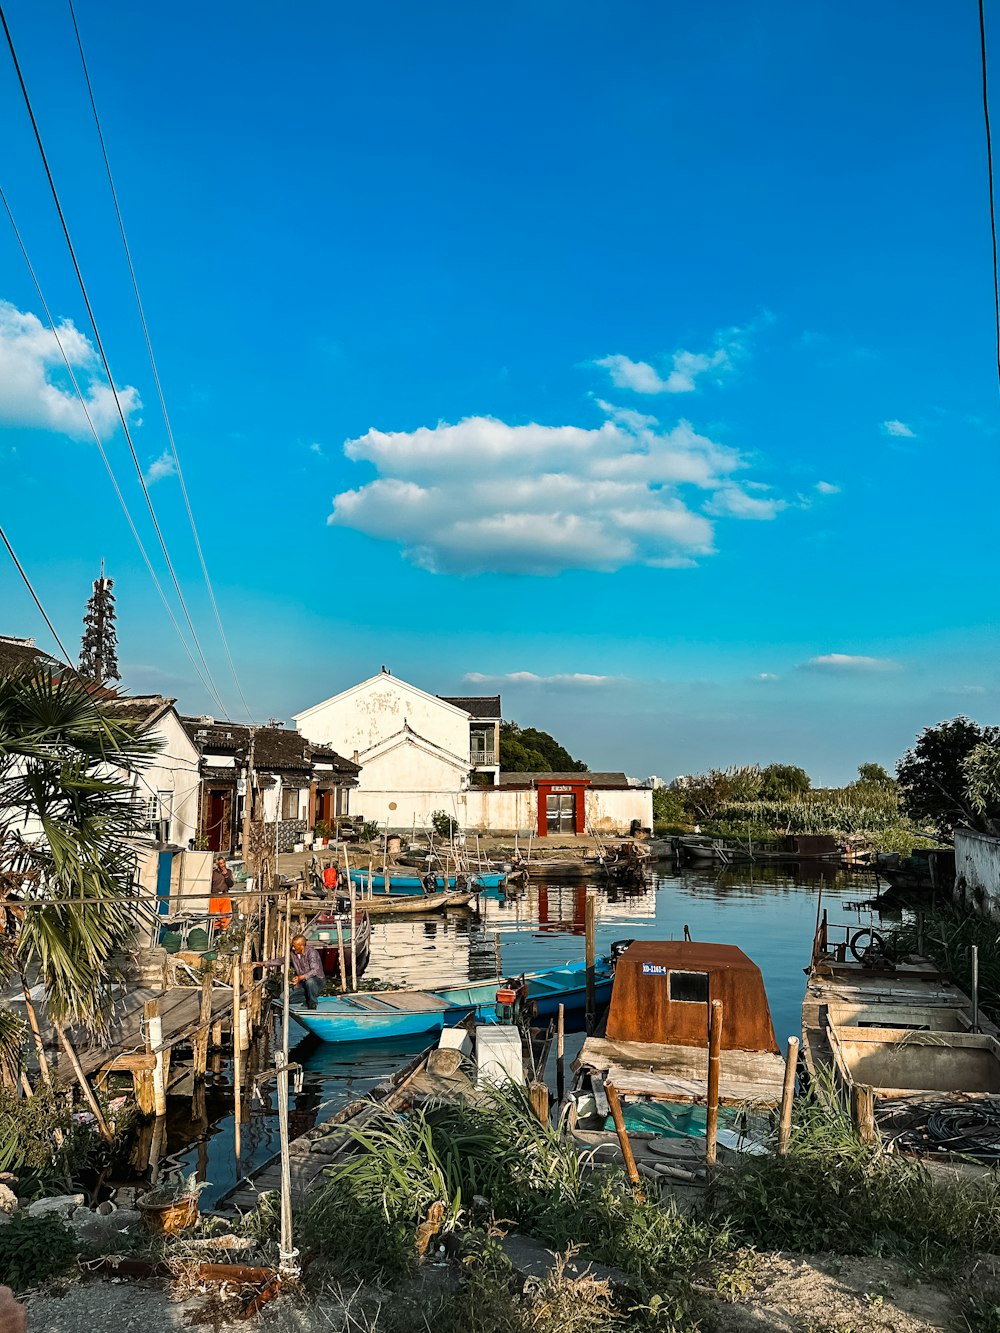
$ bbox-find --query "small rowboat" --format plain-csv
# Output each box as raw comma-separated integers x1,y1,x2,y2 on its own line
362,890,478,917
348,868,505,894
289,956,615,1044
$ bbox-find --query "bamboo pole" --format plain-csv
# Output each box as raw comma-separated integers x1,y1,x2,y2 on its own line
349,873,358,992
973,945,980,1033
194,973,213,1081
777,1035,799,1156
605,1082,644,1200
55,1023,113,1142
276,896,297,1275
232,956,243,1164
334,917,346,989
705,999,724,1166
585,890,597,1031
556,1003,565,1102
528,1081,549,1125
853,1084,876,1142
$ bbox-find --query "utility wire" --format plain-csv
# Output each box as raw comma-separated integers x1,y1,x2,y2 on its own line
67,0,253,721
980,0,1000,394
0,525,77,669
0,183,224,708
0,1,231,720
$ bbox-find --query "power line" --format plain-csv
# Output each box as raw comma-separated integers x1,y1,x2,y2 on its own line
980,0,1000,394
0,525,77,668
0,183,225,709
0,1,232,720
67,0,253,721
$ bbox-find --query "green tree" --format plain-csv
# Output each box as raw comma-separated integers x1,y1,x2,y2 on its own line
962,742,1000,830
499,721,587,773
0,670,153,1034
759,764,811,800
855,762,894,787
895,716,1000,835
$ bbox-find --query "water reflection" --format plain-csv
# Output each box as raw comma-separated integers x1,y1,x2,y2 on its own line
166,863,886,1206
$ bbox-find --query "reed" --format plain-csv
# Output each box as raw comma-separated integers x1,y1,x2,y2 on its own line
882,905,1000,1020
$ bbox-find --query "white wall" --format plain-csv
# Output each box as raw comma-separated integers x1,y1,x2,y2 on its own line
295,675,471,760
135,709,202,847
955,827,1000,922
461,786,652,834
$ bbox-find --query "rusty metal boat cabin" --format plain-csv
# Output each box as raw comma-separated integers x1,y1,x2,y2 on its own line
571,941,785,1136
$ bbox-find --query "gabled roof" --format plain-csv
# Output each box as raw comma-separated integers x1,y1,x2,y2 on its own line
437,694,502,721
101,694,177,732
180,718,360,776
292,672,471,723
358,722,470,772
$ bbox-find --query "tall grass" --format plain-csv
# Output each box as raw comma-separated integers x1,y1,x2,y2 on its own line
883,905,1000,1021
718,1083,1000,1268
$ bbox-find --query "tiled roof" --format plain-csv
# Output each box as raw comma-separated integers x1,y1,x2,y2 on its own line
100,694,176,730
437,694,502,720
0,636,65,677
180,717,360,776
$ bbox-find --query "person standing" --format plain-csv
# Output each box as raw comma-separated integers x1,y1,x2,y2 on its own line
209,856,234,931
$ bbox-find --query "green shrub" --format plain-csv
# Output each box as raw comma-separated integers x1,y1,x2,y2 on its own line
431,809,458,839
0,1212,78,1291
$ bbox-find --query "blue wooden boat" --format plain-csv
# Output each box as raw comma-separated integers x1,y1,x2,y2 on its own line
288,956,614,1043
348,868,505,894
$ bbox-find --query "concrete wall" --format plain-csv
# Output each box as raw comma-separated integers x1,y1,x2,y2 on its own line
955,827,1000,922
136,709,202,847
351,784,653,835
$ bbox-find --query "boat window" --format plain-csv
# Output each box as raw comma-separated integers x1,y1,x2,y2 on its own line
669,970,709,1003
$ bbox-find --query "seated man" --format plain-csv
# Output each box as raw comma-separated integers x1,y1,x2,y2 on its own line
258,934,325,1008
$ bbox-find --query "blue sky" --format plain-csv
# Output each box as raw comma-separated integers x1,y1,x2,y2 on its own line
0,1,997,783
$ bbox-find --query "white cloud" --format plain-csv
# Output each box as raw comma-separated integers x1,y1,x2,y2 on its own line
815,480,840,495
143,450,175,484
882,420,915,438
753,672,780,682
465,671,622,687
0,300,140,440
309,441,324,455
593,315,772,396
799,654,901,673
329,407,784,575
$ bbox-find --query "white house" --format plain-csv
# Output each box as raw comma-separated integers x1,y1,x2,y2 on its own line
293,670,499,829
102,696,202,848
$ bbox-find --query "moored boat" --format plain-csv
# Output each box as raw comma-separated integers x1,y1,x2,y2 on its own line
361,889,479,916
302,906,371,978
570,938,785,1148
289,956,614,1043
348,867,505,894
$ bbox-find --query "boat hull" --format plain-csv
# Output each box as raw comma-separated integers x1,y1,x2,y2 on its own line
348,870,505,893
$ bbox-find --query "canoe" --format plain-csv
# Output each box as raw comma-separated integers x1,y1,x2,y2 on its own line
362,890,478,916
289,956,615,1043
348,868,505,893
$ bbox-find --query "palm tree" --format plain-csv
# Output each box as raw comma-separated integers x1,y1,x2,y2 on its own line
0,669,156,1044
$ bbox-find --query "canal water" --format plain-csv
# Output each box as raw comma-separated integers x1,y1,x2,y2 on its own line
159,863,890,1207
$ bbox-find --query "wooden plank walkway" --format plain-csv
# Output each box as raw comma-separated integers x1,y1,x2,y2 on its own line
578,1036,785,1105
48,982,256,1088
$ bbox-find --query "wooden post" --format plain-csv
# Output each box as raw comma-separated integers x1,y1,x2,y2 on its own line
349,873,358,992
777,1035,799,1156
232,956,243,1164
144,999,167,1118
556,1003,565,1102
853,1083,876,1143
334,917,346,990
194,973,212,1080
972,945,980,1033
705,999,724,1166
605,1082,644,1200
585,890,596,1032
528,1081,549,1125
54,1023,114,1142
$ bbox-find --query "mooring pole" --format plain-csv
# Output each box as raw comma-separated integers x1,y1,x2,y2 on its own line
277,894,297,1277
705,999,724,1166
777,1035,799,1155
606,1082,644,1200
972,945,980,1034
556,1003,565,1102
349,872,358,991
232,955,242,1165
585,890,597,1032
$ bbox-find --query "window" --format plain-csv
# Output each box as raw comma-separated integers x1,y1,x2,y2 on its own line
281,789,299,820
669,971,709,1003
